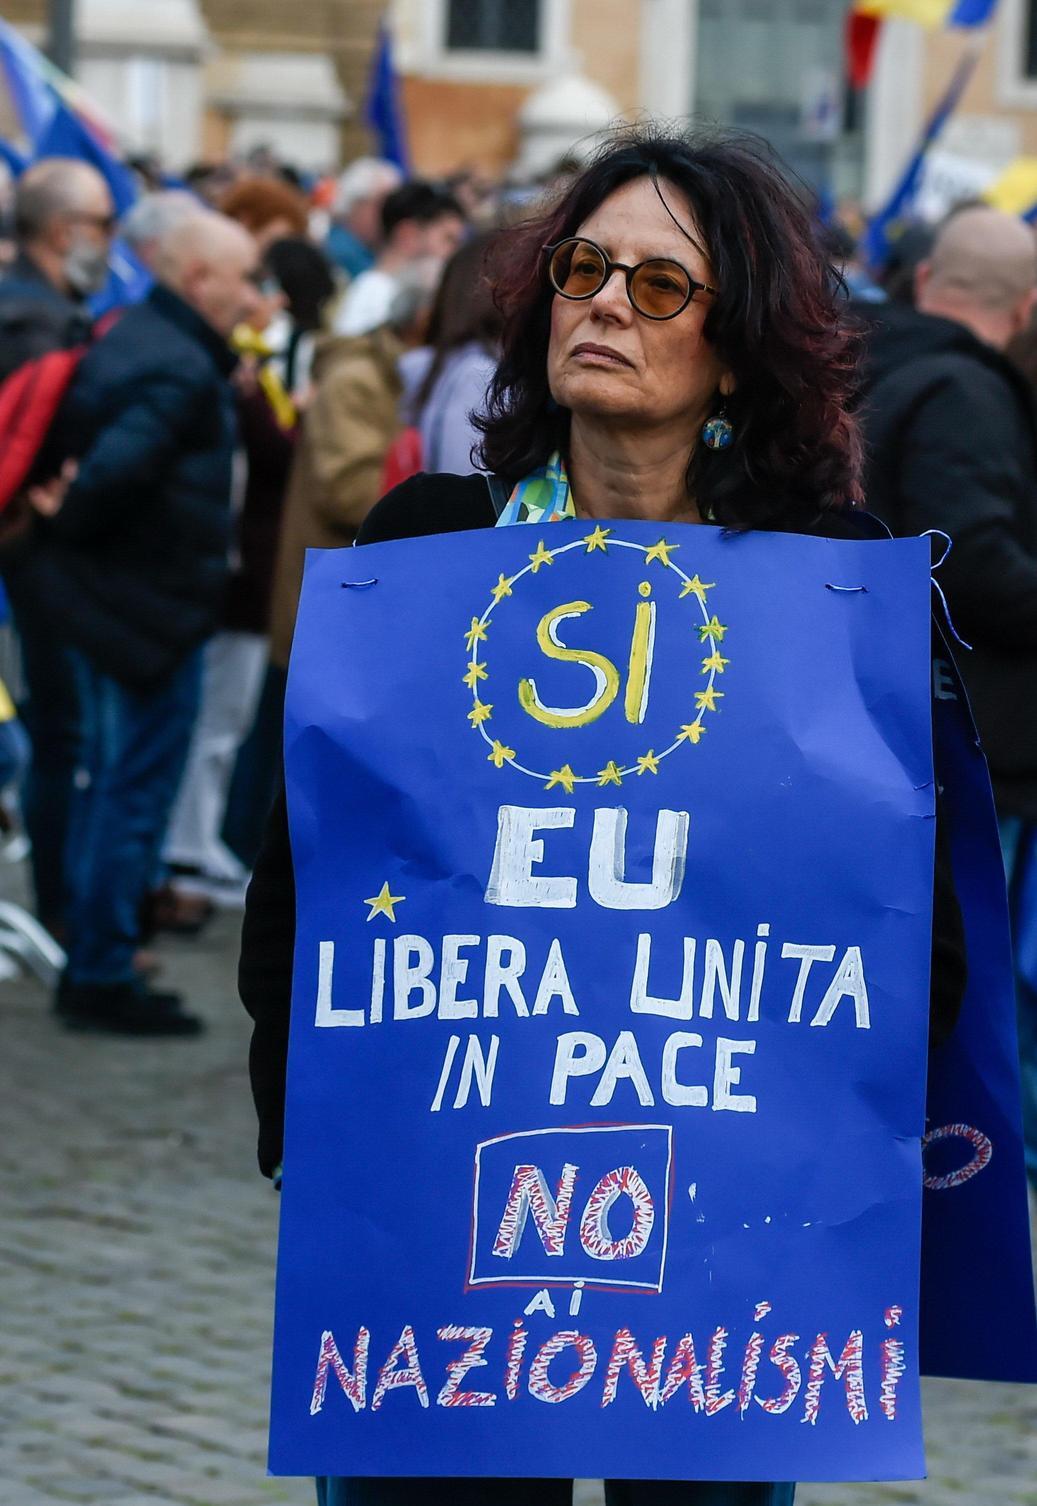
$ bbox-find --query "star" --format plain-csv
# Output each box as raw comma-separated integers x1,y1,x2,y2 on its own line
528,539,554,573
491,572,513,605
635,750,660,776
364,881,404,922
695,685,724,712
468,699,493,727
462,660,487,690
596,760,623,787
701,650,729,675
645,538,679,567
487,739,515,768
583,525,612,553
698,615,728,642
680,574,715,601
545,764,577,793
465,616,488,650
678,721,707,744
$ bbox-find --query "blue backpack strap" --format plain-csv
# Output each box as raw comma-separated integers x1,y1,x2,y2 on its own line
485,474,511,521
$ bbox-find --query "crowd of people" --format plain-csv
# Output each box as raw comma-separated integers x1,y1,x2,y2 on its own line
0,136,1035,1194
0,146,502,1035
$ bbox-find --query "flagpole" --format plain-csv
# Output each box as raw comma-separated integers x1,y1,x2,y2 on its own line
46,0,76,77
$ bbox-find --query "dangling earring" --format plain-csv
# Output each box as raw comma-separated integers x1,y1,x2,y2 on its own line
702,407,734,451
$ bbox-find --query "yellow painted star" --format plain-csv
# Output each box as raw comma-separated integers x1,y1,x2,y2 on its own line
545,764,577,793
645,538,679,567
677,721,707,744
462,660,487,690
465,616,488,650
695,685,724,712
698,615,728,642
596,760,623,787
468,699,493,727
680,574,715,601
635,750,661,776
364,881,405,922
701,650,729,674
583,525,612,553
491,572,513,605
528,539,554,573
487,739,515,768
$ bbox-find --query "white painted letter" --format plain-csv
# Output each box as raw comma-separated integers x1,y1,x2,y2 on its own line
485,806,577,908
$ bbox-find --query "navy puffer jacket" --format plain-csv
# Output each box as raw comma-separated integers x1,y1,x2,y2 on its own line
30,282,239,687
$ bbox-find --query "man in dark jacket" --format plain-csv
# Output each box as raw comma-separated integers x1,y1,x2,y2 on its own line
27,209,261,1035
0,160,115,936
0,156,113,380
857,206,1037,824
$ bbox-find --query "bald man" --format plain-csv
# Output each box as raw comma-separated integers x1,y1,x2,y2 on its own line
0,157,114,381
14,210,261,1036
856,205,1037,826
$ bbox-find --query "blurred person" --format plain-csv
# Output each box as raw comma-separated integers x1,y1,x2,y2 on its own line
0,159,115,940
326,157,402,279
268,262,438,670
396,231,502,476
877,222,934,305
184,160,240,208
0,158,114,381
857,205,1037,1170
259,236,337,400
22,211,261,1035
333,180,466,337
120,190,202,272
220,174,311,253
161,242,323,906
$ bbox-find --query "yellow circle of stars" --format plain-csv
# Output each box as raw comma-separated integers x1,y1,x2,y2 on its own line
463,530,728,789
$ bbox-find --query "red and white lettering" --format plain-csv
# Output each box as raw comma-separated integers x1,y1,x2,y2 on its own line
754,1334,801,1415
879,1337,906,1421
802,1330,867,1426
578,1166,655,1260
527,1330,598,1403
436,1325,496,1407
371,1324,430,1411
504,1320,528,1401
659,1332,706,1411
738,1332,764,1416
704,1326,736,1416
309,1327,369,1415
601,1327,667,1408
922,1124,993,1191
493,1162,578,1258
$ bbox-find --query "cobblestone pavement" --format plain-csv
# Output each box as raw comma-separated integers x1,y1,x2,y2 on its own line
1,890,1035,1506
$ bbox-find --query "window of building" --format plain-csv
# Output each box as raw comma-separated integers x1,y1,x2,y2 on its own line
445,0,541,54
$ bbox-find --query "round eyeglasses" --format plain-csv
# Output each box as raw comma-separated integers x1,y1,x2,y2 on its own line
544,237,717,321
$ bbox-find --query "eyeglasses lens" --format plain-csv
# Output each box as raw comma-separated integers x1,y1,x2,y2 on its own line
630,260,692,318
549,240,606,298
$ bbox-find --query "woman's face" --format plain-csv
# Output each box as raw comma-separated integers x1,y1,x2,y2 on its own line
547,176,732,435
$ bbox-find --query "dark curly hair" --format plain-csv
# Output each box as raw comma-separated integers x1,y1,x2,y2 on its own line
475,127,862,528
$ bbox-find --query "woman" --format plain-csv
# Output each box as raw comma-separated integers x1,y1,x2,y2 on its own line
241,128,965,1506
397,231,503,477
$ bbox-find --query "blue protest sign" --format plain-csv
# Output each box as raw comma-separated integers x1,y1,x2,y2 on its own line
272,521,937,1481
919,642,1037,1382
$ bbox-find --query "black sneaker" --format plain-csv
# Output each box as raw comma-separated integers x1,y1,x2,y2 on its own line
56,979,205,1036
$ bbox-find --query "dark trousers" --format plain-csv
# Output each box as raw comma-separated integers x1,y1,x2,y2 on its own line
315,1483,795,1505
11,593,82,931
65,647,203,985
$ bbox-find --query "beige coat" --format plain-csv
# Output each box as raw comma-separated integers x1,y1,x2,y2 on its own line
269,325,403,666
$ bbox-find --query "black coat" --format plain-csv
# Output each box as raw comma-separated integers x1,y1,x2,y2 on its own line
0,252,90,381
25,284,239,687
855,301,1037,818
239,472,967,1179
